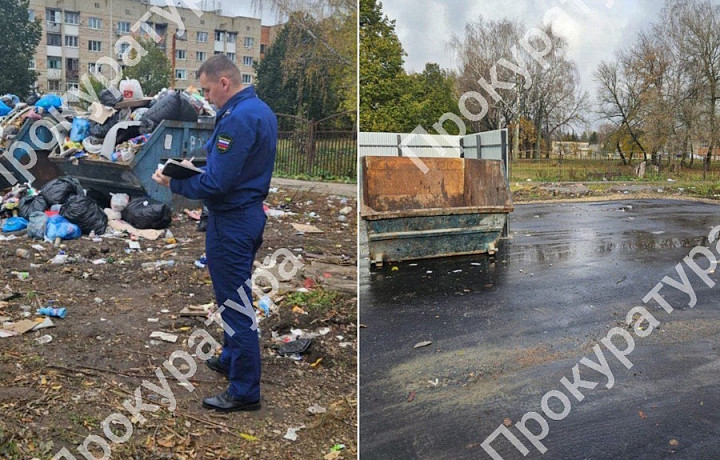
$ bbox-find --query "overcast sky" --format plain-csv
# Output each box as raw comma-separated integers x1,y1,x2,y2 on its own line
381,0,667,106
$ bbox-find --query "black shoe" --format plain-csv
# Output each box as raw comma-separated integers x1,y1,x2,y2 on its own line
206,357,229,377
202,391,261,412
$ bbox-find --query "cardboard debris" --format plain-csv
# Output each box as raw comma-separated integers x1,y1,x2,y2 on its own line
88,102,116,124
4,319,38,335
179,302,214,317
108,220,163,240
150,331,178,343
291,223,324,234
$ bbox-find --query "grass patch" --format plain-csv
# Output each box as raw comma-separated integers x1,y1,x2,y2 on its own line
283,289,343,313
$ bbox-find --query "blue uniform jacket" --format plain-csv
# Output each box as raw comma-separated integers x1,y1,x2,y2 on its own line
170,86,277,213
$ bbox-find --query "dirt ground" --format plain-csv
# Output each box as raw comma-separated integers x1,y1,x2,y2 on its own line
0,186,357,459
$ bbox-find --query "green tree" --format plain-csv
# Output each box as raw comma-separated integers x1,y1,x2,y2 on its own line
359,0,407,131
0,0,41,98
407,63,461,134
122,38,172,96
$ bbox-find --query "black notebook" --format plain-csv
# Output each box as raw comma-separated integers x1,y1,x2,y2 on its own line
161,159,204,179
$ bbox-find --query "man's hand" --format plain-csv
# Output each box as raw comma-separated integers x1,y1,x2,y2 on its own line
152,167,171,187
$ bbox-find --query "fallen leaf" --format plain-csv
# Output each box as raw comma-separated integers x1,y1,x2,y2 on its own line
669,439,679,447
311,358,323,367
407,390,416,402
503,418,512,427
239,433,258,442
638,410,647,419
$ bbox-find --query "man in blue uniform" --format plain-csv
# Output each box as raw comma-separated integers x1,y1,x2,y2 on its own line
152,55,277,412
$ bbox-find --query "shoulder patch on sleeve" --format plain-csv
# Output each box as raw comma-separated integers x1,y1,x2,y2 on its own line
216,133,233,153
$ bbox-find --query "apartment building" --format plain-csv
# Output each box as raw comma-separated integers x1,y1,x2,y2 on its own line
259,23,284,60
27,0,262,95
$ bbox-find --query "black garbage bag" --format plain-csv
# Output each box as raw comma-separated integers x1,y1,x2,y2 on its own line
121,197,172,229
40,177,84,206
25,93,40,106
60,195,108,235
99,88,123,107
18,195,48,219
141,91,198,133
89,111,121,139
86,189,111,210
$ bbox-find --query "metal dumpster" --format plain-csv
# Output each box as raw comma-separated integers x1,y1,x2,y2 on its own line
48,120,214,204
361,156,513,264
0,115,65,190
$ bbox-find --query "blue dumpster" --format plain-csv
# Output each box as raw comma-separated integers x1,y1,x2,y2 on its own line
48,120,214,204
0,116,65,190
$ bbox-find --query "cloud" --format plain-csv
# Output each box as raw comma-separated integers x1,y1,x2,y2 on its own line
381,0,666,101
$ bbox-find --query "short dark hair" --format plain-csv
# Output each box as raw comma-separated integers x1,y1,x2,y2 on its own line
197,54,242,86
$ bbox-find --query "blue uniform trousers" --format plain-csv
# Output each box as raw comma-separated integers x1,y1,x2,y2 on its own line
206,204,266,402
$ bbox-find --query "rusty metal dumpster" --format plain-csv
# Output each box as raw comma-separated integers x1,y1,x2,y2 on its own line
48,120,214,204
361,156,513,264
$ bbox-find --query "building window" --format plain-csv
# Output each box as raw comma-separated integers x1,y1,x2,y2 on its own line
215,30,224,41
88,17,102,30
125,9,130,15
66,58,79,71
64,35,79,47
214,51,222,55
88,40,102,52
243,37,254,48
226,52,235,62
260,44,266,54
117,21,131,33
46,9,61,24
242,74,252,84
88,63,103,74
65,11,79,24
29,59,35,70
227,32,237,43
176,49,187,60
196,51,206,61
28,9,35,21
47,57,62,70
197,31,208,42
176,69,187,80
95,2,100,8
118,42,130,58
47,33,62,46
48,80,61,92
243,56,253,66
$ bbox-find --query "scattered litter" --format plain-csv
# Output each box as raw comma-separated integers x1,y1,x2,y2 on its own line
49,253,68,264
194,254,207,269
292,223,324,234
278,338,312,355
428,378,439,386
310,358,323,367
149,331,178,343
35,334,53,345
179,303,214,317
239,433,258,442
391,266,399,271
651,231,665,235
339,206,352,215
413,341,432,349
471,262,482,266
37,307,66,318
452,269,462,273
15,248,29,259
147,318,159,323
307,404,327,415
283,425,305,441
31,244,45,251
409,263,418,266
426,270,432,274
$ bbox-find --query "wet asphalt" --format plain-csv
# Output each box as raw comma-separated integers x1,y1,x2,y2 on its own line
359,200,720,459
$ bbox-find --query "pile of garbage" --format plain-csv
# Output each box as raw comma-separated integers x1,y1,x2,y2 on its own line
59,79,214,164
1,178,172,242
0,79,215,165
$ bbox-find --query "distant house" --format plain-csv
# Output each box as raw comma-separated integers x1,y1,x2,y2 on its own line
551,141,595,158
696,146,720,159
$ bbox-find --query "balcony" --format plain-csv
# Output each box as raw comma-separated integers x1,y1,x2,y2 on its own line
47,68,62,79
46,21,61,33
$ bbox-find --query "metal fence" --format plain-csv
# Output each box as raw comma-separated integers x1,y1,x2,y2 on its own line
275,112,357,179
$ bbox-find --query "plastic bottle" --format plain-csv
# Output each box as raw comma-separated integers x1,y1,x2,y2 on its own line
37,307,67,318
258,295,272,316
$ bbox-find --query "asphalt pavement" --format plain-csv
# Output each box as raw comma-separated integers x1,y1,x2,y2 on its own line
360,199,720,459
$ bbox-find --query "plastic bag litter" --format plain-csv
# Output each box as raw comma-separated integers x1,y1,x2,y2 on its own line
140,90,198,134
119,78,143,100
45,214,81,240
27,211,47,240
18,195,48,219
0,100,10,117
2,217,28,232
35,95,63,110
89,111,120,139
60,195,108,235
1,94,20,108
99,88,123,107
40,177,84,206
110,193,130,212
69,118,91,142
121,197,172,229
